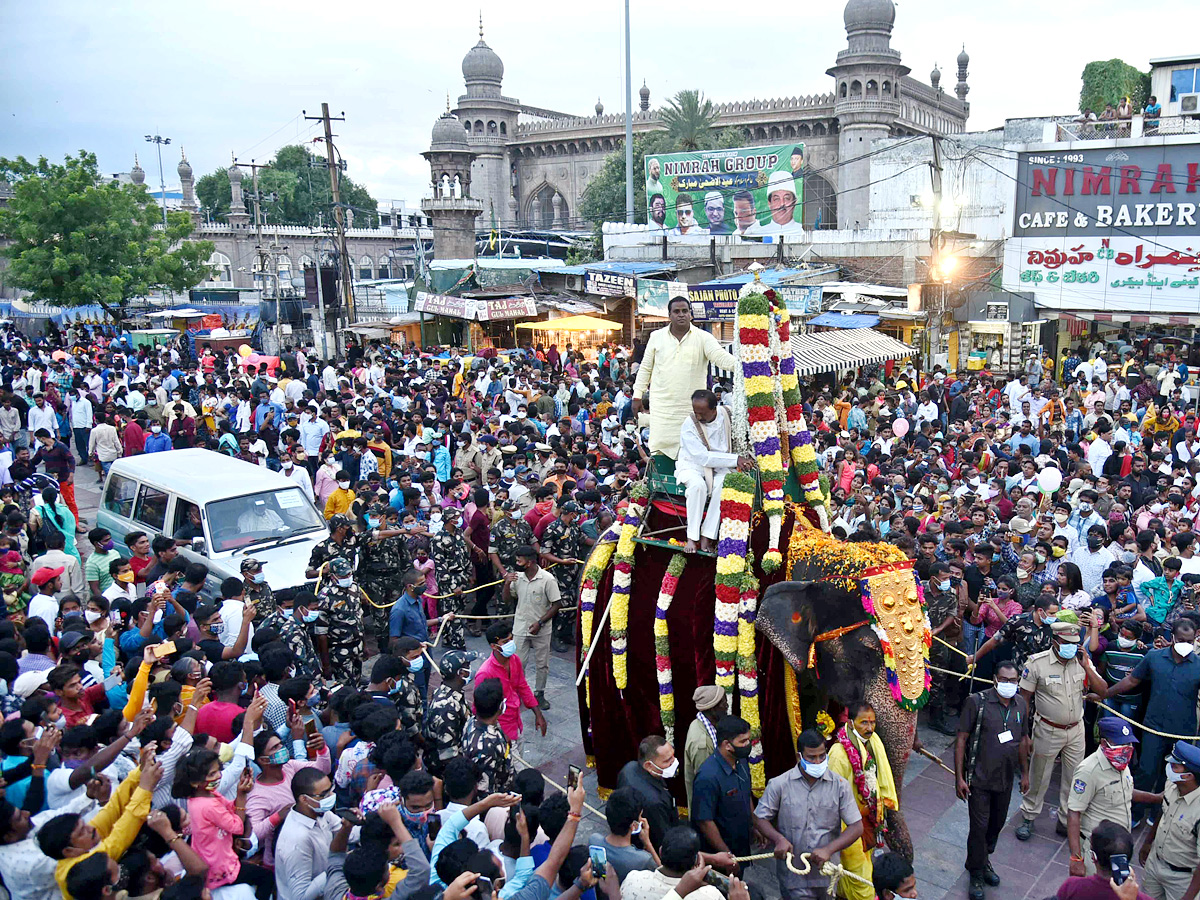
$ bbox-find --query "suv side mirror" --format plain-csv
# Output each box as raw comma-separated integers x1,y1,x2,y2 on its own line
190,537,206,556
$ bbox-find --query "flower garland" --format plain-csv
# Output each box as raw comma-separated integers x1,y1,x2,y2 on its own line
836,725,888,850
609,483,648,690
772,297,807,469
715,470,755,690
655,552,687,744
737,572,765,792
579,525,621,709
794,430,826,510
815,710,836,739
859,564,933,711
737,291,786,571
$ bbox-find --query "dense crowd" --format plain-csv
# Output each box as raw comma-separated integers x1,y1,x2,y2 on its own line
0,318,1197,900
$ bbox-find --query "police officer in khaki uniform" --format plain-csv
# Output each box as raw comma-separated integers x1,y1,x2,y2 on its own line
1016,619,1107,841
1140,741,1200,900
1066,717,1161,875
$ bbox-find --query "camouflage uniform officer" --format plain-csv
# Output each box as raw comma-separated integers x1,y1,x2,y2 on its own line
319,556,365,686
463,677,512,792
488,500,535,617
260,589,322,683
538,500,584,649
423,650,478,778
392,636,428,743
241,557,277,620
358,503,406,649
306,513,361,580
431,508,473,650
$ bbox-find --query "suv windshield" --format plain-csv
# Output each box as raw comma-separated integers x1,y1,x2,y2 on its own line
205,488,325,553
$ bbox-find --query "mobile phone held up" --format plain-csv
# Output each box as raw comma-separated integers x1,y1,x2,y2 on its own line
476,877,493,900
568,765,581,790
589,845,607,880
1110,853,1130,886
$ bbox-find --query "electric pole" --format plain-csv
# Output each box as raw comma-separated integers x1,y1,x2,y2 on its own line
304,104,355,345
927,135,944,375
623,0,635,223
235,158,277,350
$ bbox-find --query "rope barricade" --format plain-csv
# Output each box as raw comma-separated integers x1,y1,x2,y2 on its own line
731,852,873,895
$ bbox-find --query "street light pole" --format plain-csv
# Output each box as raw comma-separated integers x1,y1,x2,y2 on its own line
624,0,634,224
144,132,171,227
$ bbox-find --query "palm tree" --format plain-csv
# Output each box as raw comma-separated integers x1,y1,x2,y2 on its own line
660,90,719,151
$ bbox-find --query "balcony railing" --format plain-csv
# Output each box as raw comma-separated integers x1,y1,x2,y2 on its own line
1054,114,1199,142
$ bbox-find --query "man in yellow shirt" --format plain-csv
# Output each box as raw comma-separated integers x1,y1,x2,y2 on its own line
40,751,162,899
324,469,356,520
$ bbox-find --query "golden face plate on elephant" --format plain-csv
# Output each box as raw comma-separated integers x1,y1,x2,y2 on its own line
859,561,932,710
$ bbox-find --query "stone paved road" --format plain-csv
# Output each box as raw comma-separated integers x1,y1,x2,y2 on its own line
74,472,1145,900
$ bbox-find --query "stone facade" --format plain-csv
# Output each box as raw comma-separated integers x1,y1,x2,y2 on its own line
431,0,970,233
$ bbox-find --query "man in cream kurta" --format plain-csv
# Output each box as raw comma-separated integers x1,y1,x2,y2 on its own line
632,297,738,459
676,390,754,552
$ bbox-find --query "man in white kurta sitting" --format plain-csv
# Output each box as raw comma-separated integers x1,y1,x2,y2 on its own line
676,389,756,553
632,297,739,459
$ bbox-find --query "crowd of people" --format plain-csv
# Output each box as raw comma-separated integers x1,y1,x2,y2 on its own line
0,313,1196,900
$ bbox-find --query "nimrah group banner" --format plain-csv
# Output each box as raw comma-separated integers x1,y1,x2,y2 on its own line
646,143,805,238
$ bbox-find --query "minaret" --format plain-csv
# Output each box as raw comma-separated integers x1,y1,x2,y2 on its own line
178,147,199,223
827,0,908,229
422,105,483,259
955,46,970,103
930,64,941,92
130,155,145,187
639,81,650,112
227,153,250,226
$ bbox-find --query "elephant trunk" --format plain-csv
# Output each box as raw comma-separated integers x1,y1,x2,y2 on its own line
865,667,917,863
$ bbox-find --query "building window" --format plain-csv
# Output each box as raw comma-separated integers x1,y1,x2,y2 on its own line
299,254,314,268
488,121,498,134
500,122,507,135
359,255,373,280
277,255,291,278
378,257,391,279
1172,68,1198,101
205,252,233,285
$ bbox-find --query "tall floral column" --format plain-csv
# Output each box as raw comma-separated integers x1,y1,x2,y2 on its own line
715,471,754,691
737,572,765,791
579,525,620,710
655,553,687,744
609,483,648,691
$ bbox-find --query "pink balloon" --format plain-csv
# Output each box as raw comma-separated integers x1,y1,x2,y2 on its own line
893,417,910,437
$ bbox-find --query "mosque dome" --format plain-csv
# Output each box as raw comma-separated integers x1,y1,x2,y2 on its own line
431,111,470,150
930,65,941,89
595,98,604,115
177,148,192,179
228,160,243,183
957,46,970,68
130,155,145,186
843,0,895,31
462,38,504,84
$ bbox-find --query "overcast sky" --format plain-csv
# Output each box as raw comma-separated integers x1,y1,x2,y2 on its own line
1,0,1189,209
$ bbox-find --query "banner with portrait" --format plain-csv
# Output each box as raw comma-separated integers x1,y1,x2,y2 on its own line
645,143,805,239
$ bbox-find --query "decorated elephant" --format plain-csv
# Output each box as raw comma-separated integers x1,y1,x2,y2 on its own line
756,531,932,863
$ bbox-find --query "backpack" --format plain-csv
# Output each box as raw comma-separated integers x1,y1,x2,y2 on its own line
33,506,64,556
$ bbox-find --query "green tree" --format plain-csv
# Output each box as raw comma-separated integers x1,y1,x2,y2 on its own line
0,151,213,322
579,131,675,229
660,90,719,151
195,143,378,227
1080,59,1151,113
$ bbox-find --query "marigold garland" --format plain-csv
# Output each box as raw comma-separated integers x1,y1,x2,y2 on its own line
715,471,755,691
655,552,687,744
815,710,836,739
738,291,786,571
609,483,648,690
773,301,807,469
579,526,620,709
737,572,765,792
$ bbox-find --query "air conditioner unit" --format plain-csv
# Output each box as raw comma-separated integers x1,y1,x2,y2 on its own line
1181,92,1200,114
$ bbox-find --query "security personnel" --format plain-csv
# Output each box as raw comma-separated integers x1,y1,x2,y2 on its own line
1140,741,1200,900
318,556,365,685
1066,717,1161,875
1015,619,1107,841
424,649,478,778
241,556,276,619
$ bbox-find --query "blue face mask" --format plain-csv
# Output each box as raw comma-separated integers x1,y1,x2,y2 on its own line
1056,641,1079,659
250,572,265,584
267,746,290,765
367,517,379,528
408,656,425,673
501,640,517,658
1043,615,1058,626
301,609,319,623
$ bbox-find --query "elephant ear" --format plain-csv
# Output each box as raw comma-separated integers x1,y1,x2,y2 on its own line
757,580,818,673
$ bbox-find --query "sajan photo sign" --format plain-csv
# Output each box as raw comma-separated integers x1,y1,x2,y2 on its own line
646,143,805,238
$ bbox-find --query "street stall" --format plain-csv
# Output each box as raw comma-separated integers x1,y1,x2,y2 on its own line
515,313,622,357
128,329,179,349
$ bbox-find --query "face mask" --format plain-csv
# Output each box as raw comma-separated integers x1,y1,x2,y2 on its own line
1052,546,1066,558
1087,536,1103,551
654,758,680,779
992,553,1001,562
205,777,221,793
1117,636,1137,649
1176,642,1195,657
338,480,350,490
267,746,291,765
800,758,829,779
1167,765,1190,783
283,462,293,470
1054,513,1069,525
209,621,224,637
367,517,379,528
408,655,425,673
402,804,431,824
248,571,265,584
1102,743,1134,770
995,682,1019,699
1079,503,1093,514
937,579,951,592
85,609,104,624
1035,552,1048,565
309,793,337,814
302,609,319,623
151,425,161,433
307,694,322,710
732,742,753,760
337,577,353,589
500,640,517,657
117,570,135,584
1056,641,1079,659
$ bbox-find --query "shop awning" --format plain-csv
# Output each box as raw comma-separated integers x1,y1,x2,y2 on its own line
516,314,621,332
790,328,915,377
807,312,880,329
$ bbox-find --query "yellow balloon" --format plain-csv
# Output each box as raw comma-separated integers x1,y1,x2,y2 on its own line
237,344,253,358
